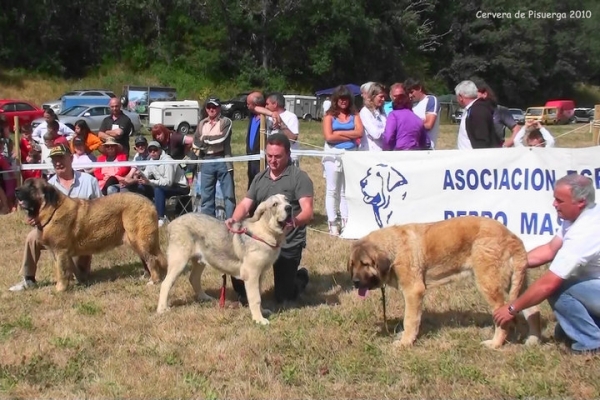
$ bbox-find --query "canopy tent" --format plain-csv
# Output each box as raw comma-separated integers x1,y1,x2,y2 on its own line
314,84,362,97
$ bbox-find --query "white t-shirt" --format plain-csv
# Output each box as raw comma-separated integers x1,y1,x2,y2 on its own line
412,95,441,149
323,100,331,114
72,153,97,171
32,121,75,144
549,204,600,280
513,126,555,147
358,107,386,151
457,99,476,150
267,110,300,159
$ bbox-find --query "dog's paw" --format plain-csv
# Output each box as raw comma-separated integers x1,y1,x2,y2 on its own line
254,317,270,326
525,335,542,346
393,334,415,349
480,339,503,349
261,308,272,317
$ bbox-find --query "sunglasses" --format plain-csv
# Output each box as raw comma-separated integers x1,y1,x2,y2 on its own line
148,147,160,152
206,105,218,110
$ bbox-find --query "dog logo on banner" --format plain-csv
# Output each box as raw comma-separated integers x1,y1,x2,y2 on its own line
360,164,408,228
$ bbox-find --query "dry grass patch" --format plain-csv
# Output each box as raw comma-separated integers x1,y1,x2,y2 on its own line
0,113,599,398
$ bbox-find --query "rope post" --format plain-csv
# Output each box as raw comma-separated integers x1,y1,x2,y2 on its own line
259,114,266,171
14,117,22,186
594,105,600,146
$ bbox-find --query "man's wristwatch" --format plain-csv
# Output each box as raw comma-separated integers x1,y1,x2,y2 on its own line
508,304,517,316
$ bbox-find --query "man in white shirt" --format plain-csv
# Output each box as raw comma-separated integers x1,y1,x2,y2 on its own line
513,120,555,148
405,78,441,149
264,92,300,165
494,174,600,354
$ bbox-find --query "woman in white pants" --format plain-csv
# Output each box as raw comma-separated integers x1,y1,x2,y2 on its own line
322,85,364,236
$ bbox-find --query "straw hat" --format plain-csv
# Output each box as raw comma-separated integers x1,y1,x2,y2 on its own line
98,137,124,154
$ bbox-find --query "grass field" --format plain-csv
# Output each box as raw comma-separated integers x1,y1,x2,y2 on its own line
1,73,599,398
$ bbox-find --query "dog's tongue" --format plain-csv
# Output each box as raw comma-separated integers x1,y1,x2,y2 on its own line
357,287,368,298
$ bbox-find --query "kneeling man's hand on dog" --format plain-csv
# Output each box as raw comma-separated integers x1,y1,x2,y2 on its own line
225,218,235,230
26,217,40,227
493,305,515,327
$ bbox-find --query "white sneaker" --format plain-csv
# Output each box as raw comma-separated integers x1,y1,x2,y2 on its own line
9,279,36,292
328,223,340,236
158,218,166,228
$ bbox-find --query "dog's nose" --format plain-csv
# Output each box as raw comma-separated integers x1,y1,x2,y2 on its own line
285,205,292,213
353,279,361,288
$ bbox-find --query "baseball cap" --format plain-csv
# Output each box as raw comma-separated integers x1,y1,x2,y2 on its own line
73,136,84,146
135,135,148,146
49,144,71,157
147,140,161,149
206,97,221,107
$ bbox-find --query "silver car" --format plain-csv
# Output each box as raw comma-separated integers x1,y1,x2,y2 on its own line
31,104,142,135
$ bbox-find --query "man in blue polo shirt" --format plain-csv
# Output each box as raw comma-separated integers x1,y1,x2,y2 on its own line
9,144,102,291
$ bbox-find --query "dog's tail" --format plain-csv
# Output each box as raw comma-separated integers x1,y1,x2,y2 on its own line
506,233,529,302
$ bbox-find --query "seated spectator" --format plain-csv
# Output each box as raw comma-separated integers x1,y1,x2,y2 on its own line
70,120,102,155
0,185,8,214
120,136,154,200
32,108,74,144
94,137,130,195
514,120,555,148
72,137,97,174
21,143,44,181
139,141,189,226
19,125,43,180
151,123,195,186
0,138,17,212
382,86,431,151
0,115,15,165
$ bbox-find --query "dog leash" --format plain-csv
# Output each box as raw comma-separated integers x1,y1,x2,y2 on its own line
381,284,390,335
227,225,279,249
219,274,226,308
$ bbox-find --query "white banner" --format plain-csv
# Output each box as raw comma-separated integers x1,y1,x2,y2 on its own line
341,147,600,250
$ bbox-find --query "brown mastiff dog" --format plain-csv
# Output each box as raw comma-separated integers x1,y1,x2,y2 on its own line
15,178,167,291
348,216,542,349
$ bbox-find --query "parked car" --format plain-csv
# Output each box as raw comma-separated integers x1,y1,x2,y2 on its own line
42,89,116,113
508,108,525,124
31,104,142,135
220,92,250,120
451,108,464,124
572,108,594,123
0,99,45,130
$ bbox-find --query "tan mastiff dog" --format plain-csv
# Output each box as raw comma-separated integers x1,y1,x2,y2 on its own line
15,178,167,291
347,216,542,349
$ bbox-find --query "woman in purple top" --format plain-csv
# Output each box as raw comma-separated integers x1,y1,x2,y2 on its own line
382,86,431,151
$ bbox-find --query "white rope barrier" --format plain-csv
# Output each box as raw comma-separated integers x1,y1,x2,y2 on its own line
0,148,345,175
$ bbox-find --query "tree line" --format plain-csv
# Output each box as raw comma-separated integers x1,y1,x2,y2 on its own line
1,0,599,107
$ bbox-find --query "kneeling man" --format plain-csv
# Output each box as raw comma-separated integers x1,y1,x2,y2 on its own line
494,174,600,354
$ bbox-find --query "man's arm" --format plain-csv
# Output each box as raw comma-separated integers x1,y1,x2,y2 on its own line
294,196,313,227
98,119,124,140
527,235,563,268
279,114,299,142
511,126,527,147
423,96,439,130
229,197,255,224
502,270,564,316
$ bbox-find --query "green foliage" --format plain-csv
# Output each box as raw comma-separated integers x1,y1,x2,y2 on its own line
1,0,599,105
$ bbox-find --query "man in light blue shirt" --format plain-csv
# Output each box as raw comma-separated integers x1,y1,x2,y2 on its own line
9,144,102,291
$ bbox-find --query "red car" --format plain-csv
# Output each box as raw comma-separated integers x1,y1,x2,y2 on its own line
0,99,45,131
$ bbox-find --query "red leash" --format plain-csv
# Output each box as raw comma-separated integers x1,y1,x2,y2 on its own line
219,274,226,308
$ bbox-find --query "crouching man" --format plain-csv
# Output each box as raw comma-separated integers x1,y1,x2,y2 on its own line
225,133,314,305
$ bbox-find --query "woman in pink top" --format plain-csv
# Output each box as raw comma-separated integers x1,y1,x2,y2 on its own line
94,137,130,195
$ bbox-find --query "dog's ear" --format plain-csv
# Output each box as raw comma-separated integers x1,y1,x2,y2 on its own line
42,184,60,207
247,201,268,222
374,247,391,274
387,167,408,192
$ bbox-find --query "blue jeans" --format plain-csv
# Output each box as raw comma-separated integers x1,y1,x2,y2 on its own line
548,278,600,351
153,185,189,218
106,185,121,195
200,162,235,219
